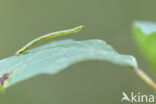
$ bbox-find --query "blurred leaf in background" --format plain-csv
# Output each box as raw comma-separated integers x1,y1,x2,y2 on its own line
133,21,156,73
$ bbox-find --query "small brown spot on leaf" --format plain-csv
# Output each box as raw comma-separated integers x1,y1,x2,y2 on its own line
0,71,13,86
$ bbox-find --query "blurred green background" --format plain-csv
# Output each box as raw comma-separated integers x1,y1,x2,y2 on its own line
0,0,156,104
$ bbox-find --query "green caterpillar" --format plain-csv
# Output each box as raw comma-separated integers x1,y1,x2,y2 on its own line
16,25,84,56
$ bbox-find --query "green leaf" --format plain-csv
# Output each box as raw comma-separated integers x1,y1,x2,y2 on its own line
133,21,156,71
0,39,137,90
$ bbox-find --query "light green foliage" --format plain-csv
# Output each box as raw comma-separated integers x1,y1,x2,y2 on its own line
133,21,156,70
0,39,137,90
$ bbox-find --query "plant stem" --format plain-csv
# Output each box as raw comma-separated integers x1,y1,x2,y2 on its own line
134,67,156,91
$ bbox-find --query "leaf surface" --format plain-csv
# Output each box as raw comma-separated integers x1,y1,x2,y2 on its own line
0,39,137,90
133,21,156,71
